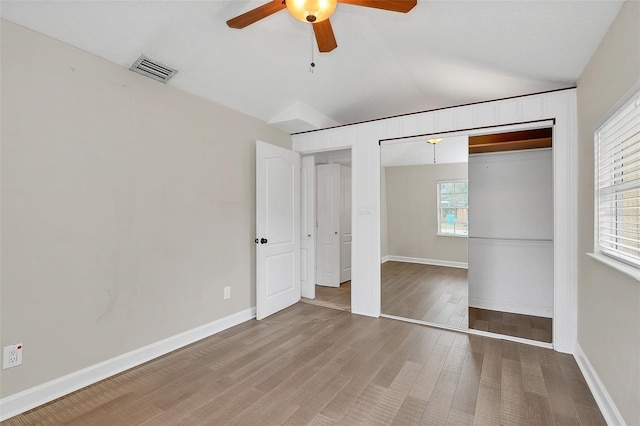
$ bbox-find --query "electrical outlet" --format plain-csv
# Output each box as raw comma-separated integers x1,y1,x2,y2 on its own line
224,286,231,299
3,343,23,369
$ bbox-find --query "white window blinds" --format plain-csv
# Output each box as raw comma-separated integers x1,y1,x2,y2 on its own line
596,88,640,267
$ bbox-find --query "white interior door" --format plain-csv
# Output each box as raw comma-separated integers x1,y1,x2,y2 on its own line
316,164,340,287
340,165,352,283
301,156,316,299
256,141,300,320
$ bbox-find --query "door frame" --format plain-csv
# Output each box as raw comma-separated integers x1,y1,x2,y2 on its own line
301,155,316,299
299,150,353,309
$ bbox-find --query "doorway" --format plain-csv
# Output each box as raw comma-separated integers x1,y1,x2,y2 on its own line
467,128,554,343
300,149,353,312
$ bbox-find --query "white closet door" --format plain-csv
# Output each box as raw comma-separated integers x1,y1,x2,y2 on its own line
316,164,340,287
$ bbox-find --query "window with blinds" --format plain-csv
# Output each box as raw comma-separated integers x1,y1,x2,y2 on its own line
596,88,640,268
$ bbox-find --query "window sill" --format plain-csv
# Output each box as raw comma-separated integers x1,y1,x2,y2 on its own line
437,233,468,239
586,252,640,282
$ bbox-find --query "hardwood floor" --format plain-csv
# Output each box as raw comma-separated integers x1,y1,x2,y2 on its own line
382,261,553,344
469,307,553,344
381,261,469,328
302,281,351,312
4,303,604,425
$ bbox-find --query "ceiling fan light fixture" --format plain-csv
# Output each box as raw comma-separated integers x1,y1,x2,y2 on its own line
426,138,444,163
286,0,338,23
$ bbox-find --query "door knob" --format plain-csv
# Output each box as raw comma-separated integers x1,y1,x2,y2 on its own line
261,238,268,244
335,232,338,235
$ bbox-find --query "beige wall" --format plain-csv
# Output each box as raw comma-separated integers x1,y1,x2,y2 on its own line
384,163,468,263
576,2,640,424
0,20,291,397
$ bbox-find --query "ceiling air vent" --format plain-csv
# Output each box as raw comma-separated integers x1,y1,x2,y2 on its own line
129,55,177,83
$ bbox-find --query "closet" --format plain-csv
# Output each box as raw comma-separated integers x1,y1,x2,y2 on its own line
293,89,577,352
467,129,554,332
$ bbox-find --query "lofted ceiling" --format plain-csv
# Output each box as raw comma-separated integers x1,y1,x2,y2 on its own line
0,1,625,133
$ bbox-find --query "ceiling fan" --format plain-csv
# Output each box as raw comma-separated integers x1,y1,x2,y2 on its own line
226,0,417,53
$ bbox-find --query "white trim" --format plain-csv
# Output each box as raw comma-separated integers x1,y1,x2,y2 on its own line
380,314,553,349
593,78,640,131
385,255,468,269
557,92,579,354
574,343,627,426
381,255,390,264
593,82,640,274
436,233,468,238
0,307,256,422
587,252,640,282
468,297,552,318
379,120,557,146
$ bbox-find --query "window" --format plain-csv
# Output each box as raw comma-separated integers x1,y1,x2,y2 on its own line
437,180,468,236
596,87,640,268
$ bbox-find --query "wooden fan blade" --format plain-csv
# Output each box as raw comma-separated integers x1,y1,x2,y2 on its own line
313,20,338,53
337,0,417,13
226,0,286,29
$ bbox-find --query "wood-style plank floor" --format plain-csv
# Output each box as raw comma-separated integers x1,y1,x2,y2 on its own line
4,303,604,425
381,261,553,344
469,307,553,344
302,281,351,312
381,261,469,328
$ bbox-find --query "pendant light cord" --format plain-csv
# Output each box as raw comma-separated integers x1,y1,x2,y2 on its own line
309,26,315,73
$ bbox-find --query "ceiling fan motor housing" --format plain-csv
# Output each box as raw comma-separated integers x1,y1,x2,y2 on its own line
286,0,338,24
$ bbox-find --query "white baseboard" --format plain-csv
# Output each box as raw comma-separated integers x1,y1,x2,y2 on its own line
0,307,256,421
381,255,390,264
384,255,468,269
468,297,552,318
574,343,626,426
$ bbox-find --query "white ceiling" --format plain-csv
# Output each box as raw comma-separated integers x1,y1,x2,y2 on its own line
0,1,624,133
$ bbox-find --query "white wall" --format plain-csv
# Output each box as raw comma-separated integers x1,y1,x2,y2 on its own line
469,149,553,240
468,149,554,318
293,90,577,354
576,1,640,424
0,20,291,399
384,163,468,264
381,167,389,258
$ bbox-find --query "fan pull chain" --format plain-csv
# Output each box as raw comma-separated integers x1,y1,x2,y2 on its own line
309,26,315,73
